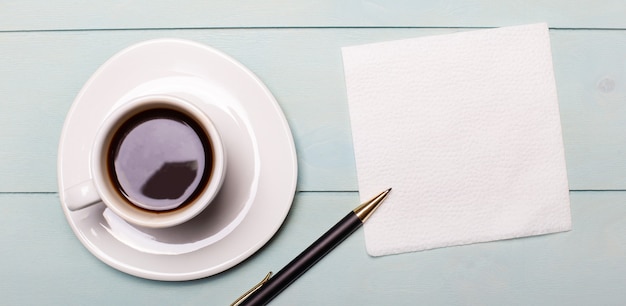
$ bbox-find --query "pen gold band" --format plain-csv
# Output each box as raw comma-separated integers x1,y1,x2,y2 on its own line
231,272,273,306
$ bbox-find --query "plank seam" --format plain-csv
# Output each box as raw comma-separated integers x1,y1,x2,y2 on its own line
1,190,625,195
0,26,625,34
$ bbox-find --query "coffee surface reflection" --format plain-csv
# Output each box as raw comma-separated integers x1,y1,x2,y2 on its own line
108,109,212,211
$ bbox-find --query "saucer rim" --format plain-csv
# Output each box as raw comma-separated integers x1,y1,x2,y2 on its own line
57,38,298,281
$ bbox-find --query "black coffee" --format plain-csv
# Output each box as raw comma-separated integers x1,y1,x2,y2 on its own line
107,109,212,212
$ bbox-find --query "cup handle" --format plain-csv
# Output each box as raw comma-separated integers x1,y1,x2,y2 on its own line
65,180,101,211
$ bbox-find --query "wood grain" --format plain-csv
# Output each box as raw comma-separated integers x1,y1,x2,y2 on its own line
0,29,625,192
1,2,624,305
1,192,625,305
0,1,624,31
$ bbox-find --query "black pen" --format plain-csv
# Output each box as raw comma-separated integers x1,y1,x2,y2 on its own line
231,188,392,306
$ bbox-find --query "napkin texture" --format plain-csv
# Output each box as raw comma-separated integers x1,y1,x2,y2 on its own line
342,23,571,256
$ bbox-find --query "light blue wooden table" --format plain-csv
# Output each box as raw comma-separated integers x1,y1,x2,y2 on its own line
2,2,626,305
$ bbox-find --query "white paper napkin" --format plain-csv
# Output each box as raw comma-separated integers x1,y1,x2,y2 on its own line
342,23,571,256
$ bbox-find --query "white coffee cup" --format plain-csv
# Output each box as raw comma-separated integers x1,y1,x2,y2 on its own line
64,94,226,228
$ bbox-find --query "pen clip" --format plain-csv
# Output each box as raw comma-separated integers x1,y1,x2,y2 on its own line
230,272,273,306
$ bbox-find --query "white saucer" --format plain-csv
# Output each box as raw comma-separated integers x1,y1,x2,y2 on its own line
57,39,298,281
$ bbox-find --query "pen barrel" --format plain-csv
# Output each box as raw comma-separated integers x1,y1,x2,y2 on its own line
239,212,362,306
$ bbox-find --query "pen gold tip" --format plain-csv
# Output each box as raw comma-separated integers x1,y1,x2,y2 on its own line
353,188,392,223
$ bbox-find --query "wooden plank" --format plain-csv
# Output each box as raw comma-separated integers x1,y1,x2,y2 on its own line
0,29,625,192
1,191,625,305
551,30,626,190
0,1,625,31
